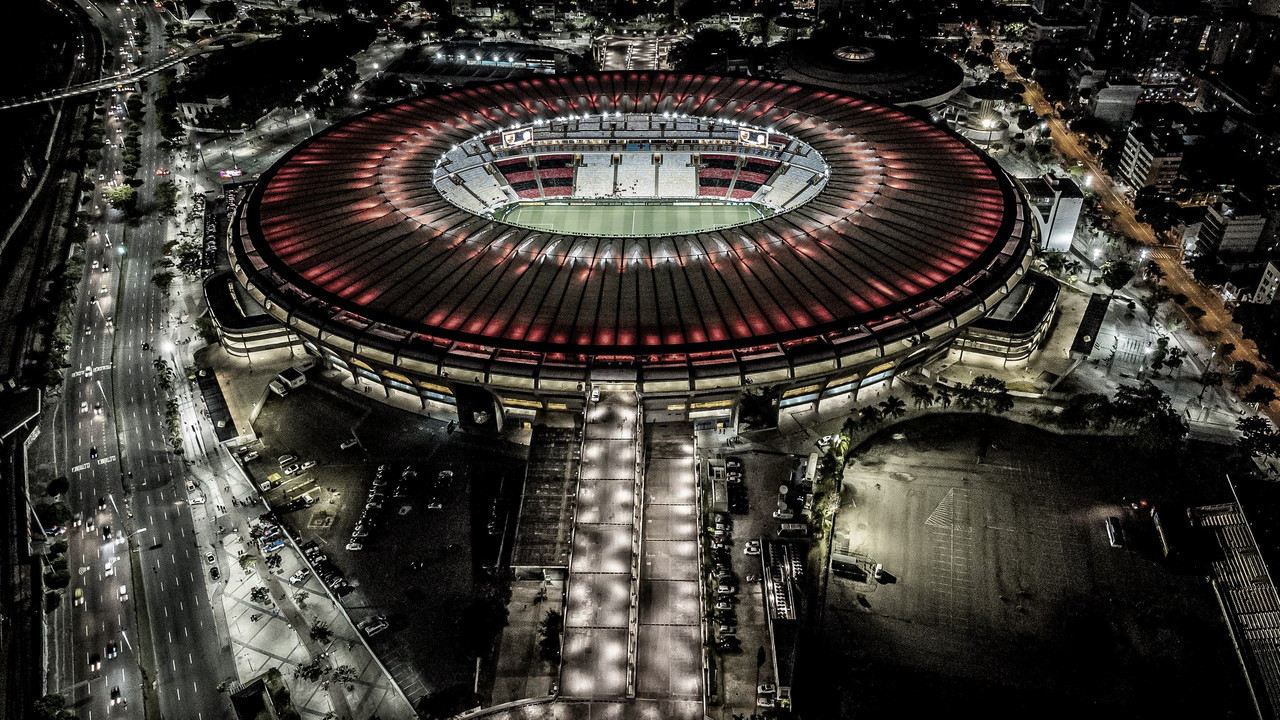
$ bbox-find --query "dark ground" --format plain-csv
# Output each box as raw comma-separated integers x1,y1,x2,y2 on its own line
249,379,526,703
798,415,1255,719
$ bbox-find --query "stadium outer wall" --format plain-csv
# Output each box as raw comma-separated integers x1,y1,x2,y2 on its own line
227,75,1038,427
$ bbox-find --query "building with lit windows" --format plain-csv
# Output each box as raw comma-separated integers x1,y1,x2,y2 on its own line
228,74,1036,429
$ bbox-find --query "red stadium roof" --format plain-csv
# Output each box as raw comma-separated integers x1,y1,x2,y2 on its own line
234,73,1031,371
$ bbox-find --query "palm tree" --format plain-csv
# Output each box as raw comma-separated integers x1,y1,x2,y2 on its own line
858,405,882,428
910,384,935,409
879,396,907,419
936,386,953,409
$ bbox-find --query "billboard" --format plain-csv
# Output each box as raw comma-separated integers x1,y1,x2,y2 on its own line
739,128,769,147
219,168,244,178
503,127,534,147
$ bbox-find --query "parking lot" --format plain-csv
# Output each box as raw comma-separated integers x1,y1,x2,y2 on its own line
698,431,807,713
810,415,1253,716
243,378,525,702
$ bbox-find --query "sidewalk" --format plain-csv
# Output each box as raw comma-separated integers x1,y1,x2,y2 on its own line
155,204,415,718
491,580,562,705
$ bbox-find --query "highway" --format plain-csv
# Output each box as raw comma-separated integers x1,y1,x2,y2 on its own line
995,49,1280,426
43,1,234,719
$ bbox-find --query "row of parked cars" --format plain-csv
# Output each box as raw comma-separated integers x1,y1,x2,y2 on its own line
726,456,749,515
300,540,352,595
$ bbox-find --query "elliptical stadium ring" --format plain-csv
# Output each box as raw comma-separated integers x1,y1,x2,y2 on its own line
231,73,1033,398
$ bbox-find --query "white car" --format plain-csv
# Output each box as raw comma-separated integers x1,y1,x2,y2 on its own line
185,480,195,492
357,616,388,636
104,560,114,577
300,460,316,471
340,438,359,450
289,570,309,584
190,496,206,505
345,542,363,551
80,401,89,413
205,552,215,564
242,451,259,462
278,454,296,467
743,540,761,556
283,463,301,476
118,586,128,602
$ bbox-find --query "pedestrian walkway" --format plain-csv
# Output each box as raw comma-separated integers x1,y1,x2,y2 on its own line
560,391,640,699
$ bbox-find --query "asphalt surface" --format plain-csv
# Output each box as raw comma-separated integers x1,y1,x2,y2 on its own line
43,2,233,719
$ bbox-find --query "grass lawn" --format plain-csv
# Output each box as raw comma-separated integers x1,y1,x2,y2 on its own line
502,202,763,236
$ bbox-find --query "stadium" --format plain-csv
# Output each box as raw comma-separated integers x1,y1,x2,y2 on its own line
229,73,1035,427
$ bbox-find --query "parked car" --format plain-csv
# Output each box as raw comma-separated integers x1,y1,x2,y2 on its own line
357,615,389,636
340,438,359,450
277,454,296,466
345,542,363,551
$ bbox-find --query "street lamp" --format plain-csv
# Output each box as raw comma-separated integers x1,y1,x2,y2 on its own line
195,142,206,169
304,112,313,136
1087,248,1102,283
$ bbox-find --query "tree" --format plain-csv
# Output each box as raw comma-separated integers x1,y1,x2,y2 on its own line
151,271,175,294
310,622,333,644
1138,293,1161,324
249,586,271,604
538,609,563,662
45,476,69,497
1111,381,1187,450
857,405,882,429
1234,302,1280,365
1244,385,1278,408
936,386,953,409
196,316,220,345
910,383,935,409
32,694,77,720
1237,416,1280,459
1197,370,1224,398
967,375,1014,415
238,554,257,571
293,590,309,609
878,396,907,420
331,664,357,685
104,185,137,211
979,38,996,54
293,658,328,683
1100,259,1135,297
207,0,237,23
1229,360,1257,388
154,181,179,218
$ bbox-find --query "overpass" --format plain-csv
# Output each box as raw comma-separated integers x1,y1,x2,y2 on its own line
0,34,256,111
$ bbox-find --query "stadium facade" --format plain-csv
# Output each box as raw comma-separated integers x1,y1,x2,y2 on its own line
229,73,1036,427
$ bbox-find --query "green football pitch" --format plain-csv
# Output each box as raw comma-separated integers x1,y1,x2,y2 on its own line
501,203,764,237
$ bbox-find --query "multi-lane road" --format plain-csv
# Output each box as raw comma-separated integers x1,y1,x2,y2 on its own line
44,1,233,718
995,49,1280,426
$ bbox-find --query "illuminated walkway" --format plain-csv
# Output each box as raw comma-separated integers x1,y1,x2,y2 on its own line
561,392,642,698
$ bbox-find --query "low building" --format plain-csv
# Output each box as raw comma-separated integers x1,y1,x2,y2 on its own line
1118,124,1183,192
203,270,305,358
1019,174,1083,253
951,272,1059,366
